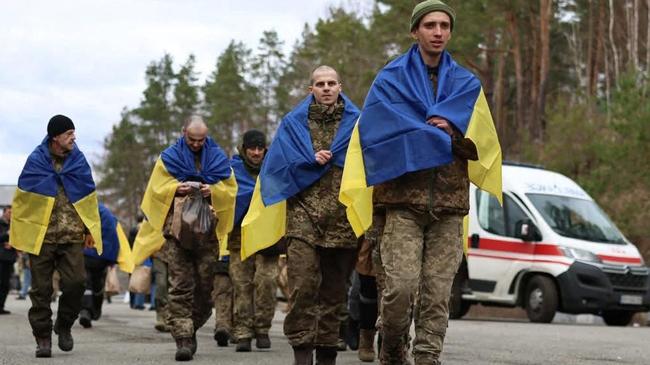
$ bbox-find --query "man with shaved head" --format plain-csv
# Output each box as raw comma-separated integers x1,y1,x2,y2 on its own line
132,115,236,361
249,65,361,364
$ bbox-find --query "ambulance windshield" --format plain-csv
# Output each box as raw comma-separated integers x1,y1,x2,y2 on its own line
526,194,627,244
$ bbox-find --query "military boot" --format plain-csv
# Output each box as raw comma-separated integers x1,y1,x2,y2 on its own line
379,335,409,365
358,329,376,362
35,336,52,358
236,338,252,352
292,345,314,365
190,331,197,356
79,309,92,328
213,327,230,347
175,337,193,361
255,333,271,349
53,325,73,352
315,347,338,365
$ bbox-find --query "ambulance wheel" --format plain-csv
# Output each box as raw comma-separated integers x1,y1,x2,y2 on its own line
525,275,558,323
449,274,471,319
602,310,634,326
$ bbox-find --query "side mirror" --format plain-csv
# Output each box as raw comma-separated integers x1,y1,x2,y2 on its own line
515,219,542,242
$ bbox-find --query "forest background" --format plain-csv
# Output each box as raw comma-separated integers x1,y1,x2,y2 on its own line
97,0,650,261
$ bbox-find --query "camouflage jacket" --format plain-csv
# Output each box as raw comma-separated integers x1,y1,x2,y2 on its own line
373,65,478,216
285,100,357,249
43,149,87,245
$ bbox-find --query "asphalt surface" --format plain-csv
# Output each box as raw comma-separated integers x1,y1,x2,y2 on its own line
1,294,649,365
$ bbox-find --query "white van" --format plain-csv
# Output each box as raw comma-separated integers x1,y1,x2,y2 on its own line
449,163,650,326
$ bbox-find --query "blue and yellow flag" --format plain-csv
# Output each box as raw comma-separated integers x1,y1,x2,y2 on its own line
84,204,133,273
241,94,361,259
340,45,502,236
10,137,102,255
132,137,237,267
231,155,256,227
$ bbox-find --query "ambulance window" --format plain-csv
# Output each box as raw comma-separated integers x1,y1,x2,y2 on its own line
476,190,530,239
476,190,506,236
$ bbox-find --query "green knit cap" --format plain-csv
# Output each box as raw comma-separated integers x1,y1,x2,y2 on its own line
410,0,456,32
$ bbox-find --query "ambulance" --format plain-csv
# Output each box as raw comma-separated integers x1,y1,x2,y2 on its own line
449,163,650,326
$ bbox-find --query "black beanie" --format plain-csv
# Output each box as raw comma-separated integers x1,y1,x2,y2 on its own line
47,115,75,137
242,129,266,149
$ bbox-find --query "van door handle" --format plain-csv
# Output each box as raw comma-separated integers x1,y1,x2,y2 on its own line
470,234,480,249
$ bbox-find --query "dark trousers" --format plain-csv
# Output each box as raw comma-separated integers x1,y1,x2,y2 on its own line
29,243,85,337
358,273,378,330
82,256,110,320
0,260,14,310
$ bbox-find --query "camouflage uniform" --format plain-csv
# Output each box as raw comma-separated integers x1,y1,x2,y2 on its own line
212,257,232,335
165,154,219,340
29,148,87,338
283,101,358,349
374,67,478,365
152,248,169,330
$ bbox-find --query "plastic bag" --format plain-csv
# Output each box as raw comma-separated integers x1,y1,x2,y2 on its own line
179,187,215,248
128,265,151,294
104,266,121,296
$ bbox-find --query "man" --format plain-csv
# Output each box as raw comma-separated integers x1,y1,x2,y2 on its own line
243,66,361,365
79,204,132,328
339,1,502,364
10,115,103,358
227,129,281,352
132,116,237,361
0,206,15,315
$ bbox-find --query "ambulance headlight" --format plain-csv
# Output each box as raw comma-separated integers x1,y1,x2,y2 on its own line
560,247,602,263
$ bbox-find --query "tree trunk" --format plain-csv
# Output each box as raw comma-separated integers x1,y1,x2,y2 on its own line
609,0,621,84
537,0,552,141
507,11,525,149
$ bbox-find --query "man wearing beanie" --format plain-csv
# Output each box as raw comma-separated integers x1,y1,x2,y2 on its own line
223,129,280,352
11,114,101,357
340,1,502,364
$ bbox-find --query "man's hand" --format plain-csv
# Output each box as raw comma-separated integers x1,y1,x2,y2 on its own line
3,242,10,250
84,234,95,249
315,150,333,165
427,116,454,136
200,184,211,198
176,182,192,196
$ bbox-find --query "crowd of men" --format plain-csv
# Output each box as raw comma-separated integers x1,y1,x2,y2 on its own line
6,2,501,364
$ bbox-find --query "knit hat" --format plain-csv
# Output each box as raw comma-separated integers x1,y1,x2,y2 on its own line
410,0,456,32
242,129,266,150
47,114,75,137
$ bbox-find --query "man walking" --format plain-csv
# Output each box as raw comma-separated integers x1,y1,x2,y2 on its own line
132,115,237,361
10,114,103,358
0,206,15,315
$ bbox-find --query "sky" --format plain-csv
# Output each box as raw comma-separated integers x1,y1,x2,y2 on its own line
0,0,373,185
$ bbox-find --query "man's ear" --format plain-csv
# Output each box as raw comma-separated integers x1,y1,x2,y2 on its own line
410,30,418,40
308,85,314,94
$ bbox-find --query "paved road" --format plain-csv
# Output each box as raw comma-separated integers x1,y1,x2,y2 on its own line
1,295,649,365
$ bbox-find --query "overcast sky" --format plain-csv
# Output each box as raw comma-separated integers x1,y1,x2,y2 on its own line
0,0,373,185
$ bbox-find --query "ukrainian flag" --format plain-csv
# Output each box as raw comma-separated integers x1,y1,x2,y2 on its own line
340,46,502,236
10,137,103,255
84,204,134,273
131,137,237,267
241,94,360,259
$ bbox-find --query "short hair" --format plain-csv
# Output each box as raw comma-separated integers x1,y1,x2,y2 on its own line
183,115,207,130
310,65,341,85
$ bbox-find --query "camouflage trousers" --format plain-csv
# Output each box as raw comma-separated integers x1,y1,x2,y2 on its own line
152,257,169,325
229,248,279,340
166,238,217,339
212,260,232,332
380,208,464,364
28,243,86,337
284,239,356,348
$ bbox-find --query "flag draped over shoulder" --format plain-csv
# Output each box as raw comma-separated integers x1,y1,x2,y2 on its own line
241,94,360,259
340,45,502,236
231,155,256,226
132,137,237,267
10,137,102,255
84,204,133,273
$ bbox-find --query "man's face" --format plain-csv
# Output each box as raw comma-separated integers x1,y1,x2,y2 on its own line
183,126,208,152
309,69,342,106
244,146,265,166
411,11,452,59
51,130,76,153
2,208,11,221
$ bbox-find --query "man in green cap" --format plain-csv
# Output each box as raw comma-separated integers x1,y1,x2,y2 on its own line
352,1,499,364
